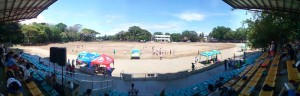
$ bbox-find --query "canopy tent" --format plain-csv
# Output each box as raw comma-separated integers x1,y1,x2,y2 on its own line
211,50,221,55
223,0,300,14
91,52,100,57
131,49,141,54
211,49,222,61
78,51,88,57
200,51,215,57
131,48,141,59
77,52,99,65
91,54,114,67
200,51,215,64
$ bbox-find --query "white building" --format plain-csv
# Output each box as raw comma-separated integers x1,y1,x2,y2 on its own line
153,35,171,42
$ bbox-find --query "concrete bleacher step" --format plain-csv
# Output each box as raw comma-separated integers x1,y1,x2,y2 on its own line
258,54,280,96
26,81,44,96
238,57,272,95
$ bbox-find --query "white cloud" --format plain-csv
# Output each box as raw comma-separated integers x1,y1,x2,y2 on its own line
20,15,49,24
177,12,205,21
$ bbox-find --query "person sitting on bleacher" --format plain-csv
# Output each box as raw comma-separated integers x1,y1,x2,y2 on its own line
6,54,19,71
7,74,23,95
208,84,220,96
24,64,32,83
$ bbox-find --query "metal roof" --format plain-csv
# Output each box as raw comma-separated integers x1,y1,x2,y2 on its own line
0,0,57,23
223,0,300,14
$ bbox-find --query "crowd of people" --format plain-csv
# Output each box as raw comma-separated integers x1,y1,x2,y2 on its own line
66,59,75,77
0,44,32,95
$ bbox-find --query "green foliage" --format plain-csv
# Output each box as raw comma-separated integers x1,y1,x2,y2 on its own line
170,33,181,42
165,32,170,35
181,30,198,42
80,28,99,41
209,26,231,41
0,22,23,44
199,32,205,42
113,26,152,41
209,26,247,42
154,32,163,35
245,11,299,48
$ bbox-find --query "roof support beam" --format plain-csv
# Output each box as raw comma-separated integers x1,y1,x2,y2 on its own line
23,0,41,19
30,0,57,18
283,0,286,11
8,0,16,21
290,0,295,11
275,0,279,10
234,0,246,9
249,0,260,8
240,0,252,8
3,0,8,21
267,0,274,9
12,0,24,21
15,0,30,22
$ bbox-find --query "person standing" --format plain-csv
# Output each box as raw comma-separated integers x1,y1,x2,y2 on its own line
71,64,75,77
0,44,5,61
113,49,116,55
269,41,275,57
192,63,195,71
66,64,71,76
71,59,75,66
24,64,32,83
224,59,227,70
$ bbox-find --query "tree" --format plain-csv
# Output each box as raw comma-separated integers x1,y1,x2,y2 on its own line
115,31,127,41
153,32,163,35
181,30,198,42
127,26,152,41
244,11,299,48
165,32,170,35
0,22,23,44
209,26,232,41
55,23,67,32
80,28,100,41
198,32,205,42
65,24,82,42
170,33,181,42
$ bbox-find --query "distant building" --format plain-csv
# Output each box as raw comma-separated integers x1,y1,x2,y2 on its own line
203,36,208,42
153,35,171,42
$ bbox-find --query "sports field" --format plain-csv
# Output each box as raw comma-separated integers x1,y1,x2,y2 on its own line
14,42,239,75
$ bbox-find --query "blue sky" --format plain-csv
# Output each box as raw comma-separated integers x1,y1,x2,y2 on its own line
21,0,251,36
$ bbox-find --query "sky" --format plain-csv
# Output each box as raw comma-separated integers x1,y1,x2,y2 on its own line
21,0,252,36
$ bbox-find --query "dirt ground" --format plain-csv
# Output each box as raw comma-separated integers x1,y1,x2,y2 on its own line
13,41,239,74
14,41,235,59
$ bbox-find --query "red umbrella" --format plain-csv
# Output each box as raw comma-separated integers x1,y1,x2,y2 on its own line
91,54,114,67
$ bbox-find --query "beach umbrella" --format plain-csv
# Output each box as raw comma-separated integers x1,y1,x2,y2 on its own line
91,54,114,67
77,52,99,64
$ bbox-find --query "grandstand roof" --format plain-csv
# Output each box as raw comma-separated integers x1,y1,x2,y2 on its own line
223,0,300,14
0,0,57,23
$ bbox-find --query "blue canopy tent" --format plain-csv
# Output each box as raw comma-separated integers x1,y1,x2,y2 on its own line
131,49,141,59
211,49,222,61
91,52,100,57
200,51,215,64
77,52,100,67
78,51,88,57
